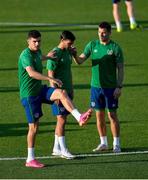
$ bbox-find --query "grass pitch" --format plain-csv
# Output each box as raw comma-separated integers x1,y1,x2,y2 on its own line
0,0,148,179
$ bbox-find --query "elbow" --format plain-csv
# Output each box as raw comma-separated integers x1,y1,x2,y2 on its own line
76,61,81,65
28,72,34,78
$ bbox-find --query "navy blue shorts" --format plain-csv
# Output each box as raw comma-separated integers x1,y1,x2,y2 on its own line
90,87,118,111
21,85,55,123
112,0,132,3
51,93,73,116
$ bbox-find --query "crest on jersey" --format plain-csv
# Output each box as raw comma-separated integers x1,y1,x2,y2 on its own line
107,49,113,55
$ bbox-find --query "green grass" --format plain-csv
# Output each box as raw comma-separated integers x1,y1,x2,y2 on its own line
1,154,148,179
0,0,148,179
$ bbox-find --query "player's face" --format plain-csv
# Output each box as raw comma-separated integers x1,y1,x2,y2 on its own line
27,37,41,51
63,39,74,49
98,28,111,43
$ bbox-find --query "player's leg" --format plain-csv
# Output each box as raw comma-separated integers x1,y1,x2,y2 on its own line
51,95,75,159
27,121,38,160
96,111,106,137
21,97,45,168
53,115,67,156
90,87,108,152
92,110,108,152
48,88,92,126
125,0,137,29
54,115,75,159
105,88,121,153
112,0,123,32
107,111,121,153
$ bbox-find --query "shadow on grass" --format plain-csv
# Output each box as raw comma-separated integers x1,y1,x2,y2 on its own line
1,82,148,93
0,87,19,92
121,147,148,152
125,63,148,67
45,155,148,168
0,63,147,72
0,67,18,71
0,122,82,137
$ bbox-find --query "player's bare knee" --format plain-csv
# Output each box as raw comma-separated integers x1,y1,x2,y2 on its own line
57,115,67,124
108,112,118,122
60,90,68,100
28,124,38,134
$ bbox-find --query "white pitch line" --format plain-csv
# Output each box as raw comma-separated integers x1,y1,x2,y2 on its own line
0,22,147,30
0,150,148,161
0,22,98,28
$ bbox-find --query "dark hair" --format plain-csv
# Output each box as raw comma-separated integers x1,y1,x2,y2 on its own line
28,30,41,39
60,30,76,41
98,22,111,32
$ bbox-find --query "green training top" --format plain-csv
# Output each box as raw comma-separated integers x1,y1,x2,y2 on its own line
18,48,43,99
83,39,124,88
46,47,72,93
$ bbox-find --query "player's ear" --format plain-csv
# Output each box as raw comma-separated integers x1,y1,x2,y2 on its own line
61,38,65,42
27,38,30,44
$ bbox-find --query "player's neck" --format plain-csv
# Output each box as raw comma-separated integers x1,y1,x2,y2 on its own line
100,39,110,45
58,42,65,50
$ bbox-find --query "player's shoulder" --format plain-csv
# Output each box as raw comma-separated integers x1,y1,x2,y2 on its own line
52,47,62,56
53,47,62,53
89,39,99,44
20,48,31,57
19,48,36,63
53,47,64,60
87,39,99,48
110,40,121,47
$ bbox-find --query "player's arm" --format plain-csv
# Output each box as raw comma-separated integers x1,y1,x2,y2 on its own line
117,62,124,88
42,50,57,61
73,53,87,65
70,45,89,64
69,46,87,64
48,69,61,104
113,62,124,99
26,66,62,87
47,70,57,87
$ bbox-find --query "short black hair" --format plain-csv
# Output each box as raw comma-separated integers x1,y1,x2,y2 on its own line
98,22,111,32
60,30,76,41
28,30,41,39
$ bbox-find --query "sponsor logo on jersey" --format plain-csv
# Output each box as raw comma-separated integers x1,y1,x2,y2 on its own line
94,49,98,53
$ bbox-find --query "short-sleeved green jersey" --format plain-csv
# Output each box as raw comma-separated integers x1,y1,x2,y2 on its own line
83,39,124,88
18,48,43,99
46,47,72,93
